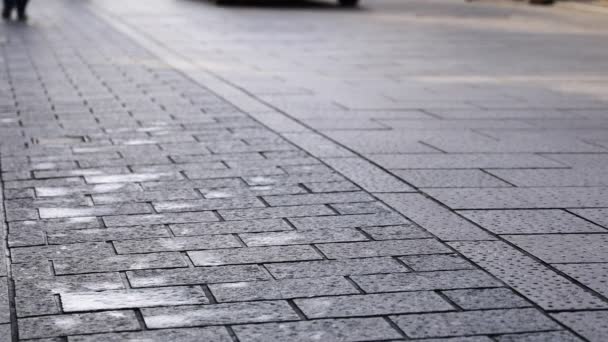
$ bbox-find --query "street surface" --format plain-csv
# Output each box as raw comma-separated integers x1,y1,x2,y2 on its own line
1,0,608,340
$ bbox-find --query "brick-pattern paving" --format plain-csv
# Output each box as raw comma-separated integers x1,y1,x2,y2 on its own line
1,0,608,341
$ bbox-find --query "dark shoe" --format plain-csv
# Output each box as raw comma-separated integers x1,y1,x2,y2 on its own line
17,12,26,21
2,8,11,20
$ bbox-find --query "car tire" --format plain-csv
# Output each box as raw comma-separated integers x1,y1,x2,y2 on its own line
338,0,359,7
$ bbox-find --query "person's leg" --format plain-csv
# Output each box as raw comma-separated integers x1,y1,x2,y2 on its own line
3,0,16,19
16,0,27,20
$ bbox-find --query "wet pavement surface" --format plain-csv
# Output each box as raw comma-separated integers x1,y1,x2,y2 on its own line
1,0,608,341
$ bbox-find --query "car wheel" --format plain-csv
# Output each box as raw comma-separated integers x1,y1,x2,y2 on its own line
339,0,359,7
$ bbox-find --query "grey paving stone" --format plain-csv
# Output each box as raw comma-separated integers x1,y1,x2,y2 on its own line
395,169,511,188
505,234,608,263
0,278,9,323
210,276,358,302
375,193,494,241
450,241,608,310
282,132,356,158
68,327,233,342
568,208,608,228
362,224,431,240
555,263,608,297
399,254,474,271
200,184,306,199
303,181,361,193
54,252,187,275
392,308,559,339
114,235,240,253
128,265,269,287
171,218,292,236
35,183,142,197
91,189,200,204
46,225,170,244
266,257,407,279
425,187,608,209
330,202,392,215
295,291,453,318
495,331,583,342
219,204,334,221
352,269,501,293
16,295,59,317
368,153,564,169
322,157,415,192
10,217,101,233
408,338,494,342
240,228,367,246
25,199,138,218
142,301,299,328
318,239,450,259
290,213,410,230
0,325,9,342
487,168,608,187
460,209,606,234
189,245,322,266
11,242,114,263
551,311,608,342
15,273,124,296
442,288,531,310
153,197,264,213
61,286,208,312
142,178,244,191
18,311,140,339
233,317,402,342
244,173,346,187
103,211,218,227
85,172,182,184
263,192,374,207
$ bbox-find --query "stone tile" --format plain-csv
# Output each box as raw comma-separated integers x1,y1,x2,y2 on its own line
11,242,114,263
103,211,218,227
322,157,415,192
442,288,531,310
495,331,583,342
317,239,450,259
38,203,152,219
353,270,501,293
295,291,453,318
450,241,607,310
189,245,322,266
552,311,608,342
240,228,367,246
460,209,606,234
395,169,511,188
219,204,334,221
233,317,402,342
68,327,232,342
142,301,299,328
0,279,9,323
200,184,306,199
266,257,407,279
399,254,474,271
92,189,200,204
282,132,355,158
505,234,608,263
425,187,608,209
0,325,9,342
362,224,431,240
171,218,292,236
18,311,140,339
47,226,170,244
128,265,269,287
210,277,358,302
35,183,142,197
368,153,564,169
263,192,374,207
487,168,608,187
555,263,608,297
61,286,208,312
330,202,392,215
54,252,187,275
15,273,124,296
153,197,264,213
290,213,410,230
392,308,559,339
303,181,361,193
569,208,608,228
85,172,182,184
375,193,494,241
114,235,240,254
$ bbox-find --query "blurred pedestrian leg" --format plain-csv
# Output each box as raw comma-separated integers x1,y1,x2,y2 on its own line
3,0,29,20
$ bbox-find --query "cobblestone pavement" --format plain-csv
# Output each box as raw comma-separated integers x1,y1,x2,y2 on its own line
1,0,608,341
